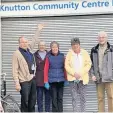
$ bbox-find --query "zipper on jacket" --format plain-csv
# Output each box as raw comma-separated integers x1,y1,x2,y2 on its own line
57,69,59,82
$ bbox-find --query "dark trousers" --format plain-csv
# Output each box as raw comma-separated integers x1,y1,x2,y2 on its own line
37,86,51,112
50,82,64,112
20,78,36,112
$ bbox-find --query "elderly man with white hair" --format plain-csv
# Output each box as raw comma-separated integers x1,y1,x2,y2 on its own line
90,31,113,112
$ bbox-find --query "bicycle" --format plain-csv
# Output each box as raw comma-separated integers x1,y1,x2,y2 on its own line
1,73,21,112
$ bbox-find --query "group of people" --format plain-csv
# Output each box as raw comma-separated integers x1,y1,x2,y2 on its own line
12,24,113,112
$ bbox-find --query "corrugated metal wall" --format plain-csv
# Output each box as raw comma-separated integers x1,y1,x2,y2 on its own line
1,14,113,112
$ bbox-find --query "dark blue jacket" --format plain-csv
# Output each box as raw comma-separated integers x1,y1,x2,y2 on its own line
44,51,65,83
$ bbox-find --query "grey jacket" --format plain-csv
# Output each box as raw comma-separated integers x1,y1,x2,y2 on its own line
90,42,113,83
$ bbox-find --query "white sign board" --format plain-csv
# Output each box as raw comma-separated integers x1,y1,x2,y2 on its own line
0,0,113,17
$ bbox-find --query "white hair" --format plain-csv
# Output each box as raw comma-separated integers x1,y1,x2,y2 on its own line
38,40,46,45
98,31,108,38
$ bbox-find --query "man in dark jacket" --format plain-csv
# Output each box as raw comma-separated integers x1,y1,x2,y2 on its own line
90,31,113,112
34,41,51,112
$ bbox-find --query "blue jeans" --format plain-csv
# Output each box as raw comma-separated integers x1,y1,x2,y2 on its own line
37,86,51,112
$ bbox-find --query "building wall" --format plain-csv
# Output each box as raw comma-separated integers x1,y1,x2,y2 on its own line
1,14,113,111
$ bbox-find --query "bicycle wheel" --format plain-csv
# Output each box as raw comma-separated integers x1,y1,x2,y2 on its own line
2,95,21,112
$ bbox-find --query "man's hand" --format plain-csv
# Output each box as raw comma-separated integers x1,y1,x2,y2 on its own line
38,24,46,31
15,83,21,92
92,75,97,81
74,73,81,79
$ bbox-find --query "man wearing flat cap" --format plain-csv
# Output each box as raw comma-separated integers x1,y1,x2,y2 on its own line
65,38,91,112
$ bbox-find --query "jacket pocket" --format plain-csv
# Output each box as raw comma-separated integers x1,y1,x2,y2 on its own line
103,76,113,81
102,70,113,81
